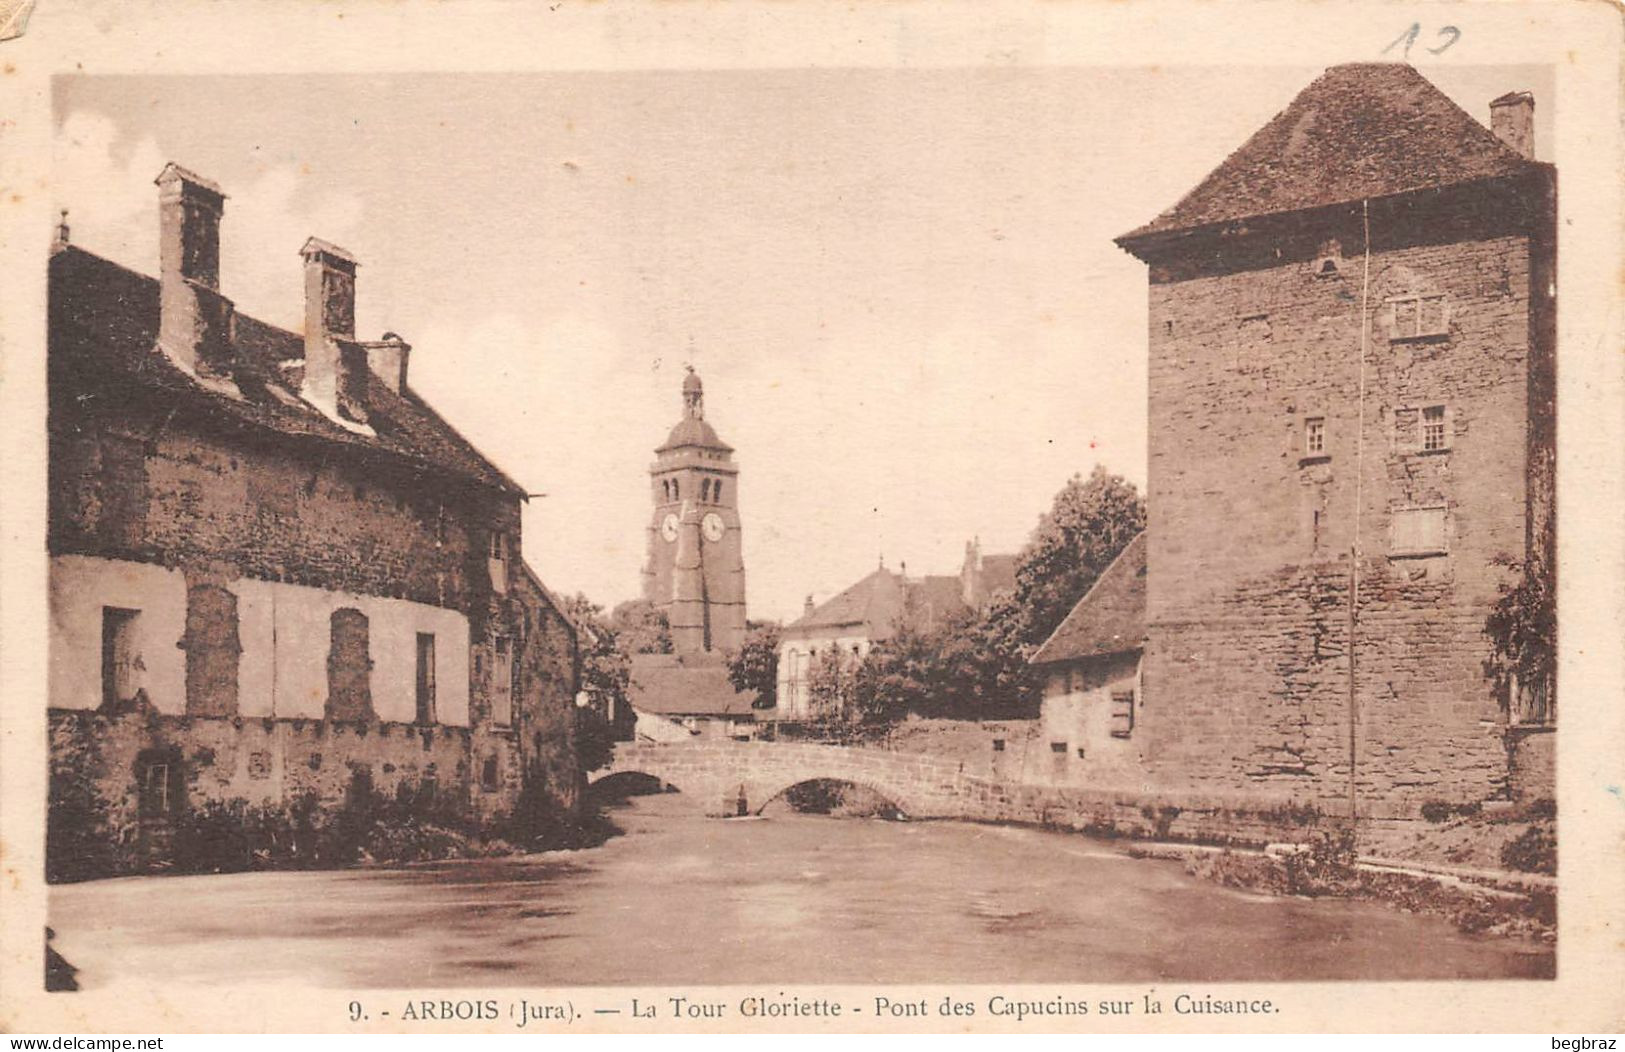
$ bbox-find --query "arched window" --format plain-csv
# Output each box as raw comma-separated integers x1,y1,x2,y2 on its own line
714,481,724,504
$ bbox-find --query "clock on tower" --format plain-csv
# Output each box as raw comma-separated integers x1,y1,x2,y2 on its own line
640,368,746,654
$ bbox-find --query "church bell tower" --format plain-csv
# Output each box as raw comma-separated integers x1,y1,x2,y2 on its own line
641,368,746,654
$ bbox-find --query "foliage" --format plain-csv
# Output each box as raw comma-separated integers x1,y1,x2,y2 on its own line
46,720,130,883
728,621,782,708
561,593,632,727
573,705,617,775
609,599,673,656
1500,824,1557,876
1483,554,1555,721
1011,465,1147,648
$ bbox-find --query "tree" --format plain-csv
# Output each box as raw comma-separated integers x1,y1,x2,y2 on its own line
560,594,632,768
1484,555,1555,724
609,599,672,656
728,621,782,709
1013,465,1147,647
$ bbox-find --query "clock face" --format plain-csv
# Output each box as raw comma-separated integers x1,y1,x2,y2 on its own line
702,513,725,543
660,513,679,542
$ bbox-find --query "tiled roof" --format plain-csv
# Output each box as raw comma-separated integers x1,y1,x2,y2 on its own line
48,246,525,495
1118,64,1545,245
1030,532,1146,665
627,653,756,717
786,567,968,639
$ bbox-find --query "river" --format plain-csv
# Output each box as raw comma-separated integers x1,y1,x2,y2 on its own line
50,791,1553,988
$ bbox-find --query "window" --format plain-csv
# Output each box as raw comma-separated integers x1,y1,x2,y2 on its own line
139,762,171,816
1391,505,1448,558
248,752,271,780
101,606,141,709
673,479,680,500
713,481,724,504
991,739,1006,752
1389,293,1450,340
492,637,513,727
1422,405,1448,452
1050,741,1068,754
1304,416,1327,458
488,531,508,594
481,755,500,792
415,633,437,724
1076,747,1087,759
1110,690,1136,739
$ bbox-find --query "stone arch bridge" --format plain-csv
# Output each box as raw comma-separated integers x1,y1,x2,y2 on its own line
588,740,994,818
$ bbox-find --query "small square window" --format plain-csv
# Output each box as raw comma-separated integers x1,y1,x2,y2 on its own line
1050,741,1068,754
1422,405,1448,452
1389,293,1450,341
991,739,1006,753
1304,416,1327,457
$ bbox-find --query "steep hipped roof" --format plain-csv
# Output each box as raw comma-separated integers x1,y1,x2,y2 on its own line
1030,533,1147,665
785,567,967,640
1118,64,1544,245
627,653,756,717
48,246,524,495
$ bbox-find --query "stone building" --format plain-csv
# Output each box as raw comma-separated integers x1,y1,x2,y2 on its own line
47,164,582,865
1113,65,1556,818
774,558,992,722
640,368,746,656
1029,532,1147,789
626,369,757,736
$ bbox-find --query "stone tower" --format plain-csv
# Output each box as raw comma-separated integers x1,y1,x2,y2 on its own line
641,368,746,654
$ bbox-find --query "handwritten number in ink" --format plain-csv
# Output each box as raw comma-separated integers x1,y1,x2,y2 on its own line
1384,23,1460,60
1427,26,1461,55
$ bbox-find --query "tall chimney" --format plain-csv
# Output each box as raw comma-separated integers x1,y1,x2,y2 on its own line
155,164,237,387
1490,91,1535,160
364,332,412,395
299,237,368,423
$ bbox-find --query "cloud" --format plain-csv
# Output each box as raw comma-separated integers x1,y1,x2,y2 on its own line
53,109,363,330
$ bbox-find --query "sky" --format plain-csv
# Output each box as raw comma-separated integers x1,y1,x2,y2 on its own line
52,65,1551,623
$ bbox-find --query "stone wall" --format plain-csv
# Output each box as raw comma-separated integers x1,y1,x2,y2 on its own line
49,708,526,852
1139,197,1554,816
880,716,1040,782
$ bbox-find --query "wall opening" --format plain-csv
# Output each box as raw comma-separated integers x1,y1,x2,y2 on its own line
100,606,142,710
326,607,375,720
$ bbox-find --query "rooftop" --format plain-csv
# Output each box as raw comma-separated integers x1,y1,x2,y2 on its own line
1117,63,1546,247
1030,532,1147,665
48,245,524,495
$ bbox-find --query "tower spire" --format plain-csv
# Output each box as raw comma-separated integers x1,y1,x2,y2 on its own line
682,364,704,419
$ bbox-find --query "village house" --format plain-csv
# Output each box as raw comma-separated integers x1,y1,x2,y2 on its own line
1029,532,1147,789
47,164,582,864
1112,65,1556,818
773,550,1011,723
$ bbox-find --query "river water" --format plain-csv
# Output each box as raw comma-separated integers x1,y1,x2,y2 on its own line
51,792,1552,988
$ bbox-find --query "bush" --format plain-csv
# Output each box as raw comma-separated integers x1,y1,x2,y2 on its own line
1500,824,1556,875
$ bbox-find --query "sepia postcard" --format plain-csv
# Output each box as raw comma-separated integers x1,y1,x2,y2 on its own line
1,0,1622,1036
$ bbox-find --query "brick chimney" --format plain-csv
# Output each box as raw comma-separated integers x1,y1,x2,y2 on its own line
299,237,369,424
155,164,238,389
364,331,411,395
1490,91,1535,160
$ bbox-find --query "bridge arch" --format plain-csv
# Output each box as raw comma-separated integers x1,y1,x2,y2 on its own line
753,776,909,818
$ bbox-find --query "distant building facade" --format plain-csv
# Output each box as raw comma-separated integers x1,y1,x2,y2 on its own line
48,165,582,864
774,547,1013,722
1113,65,1556,816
